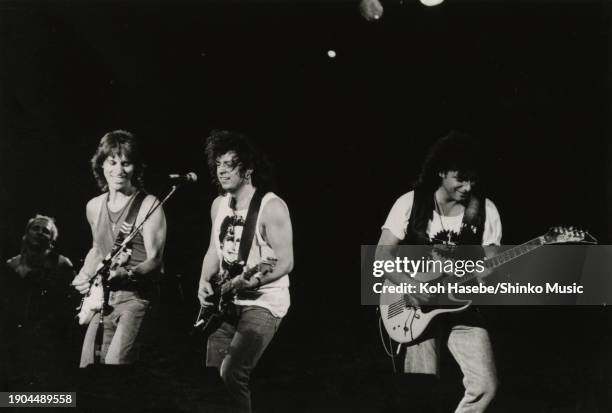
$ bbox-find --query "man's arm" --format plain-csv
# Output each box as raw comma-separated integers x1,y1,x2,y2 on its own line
377,229,433,303
377,229,412,286
198,196,222,305
478,199,503,281
233,197,293,289
132,195,166,276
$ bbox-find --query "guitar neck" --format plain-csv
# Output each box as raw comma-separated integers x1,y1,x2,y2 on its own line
483,237,544,270
452,236,544,285
218,266,260,295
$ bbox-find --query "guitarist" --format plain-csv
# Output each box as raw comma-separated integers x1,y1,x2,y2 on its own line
378,131,502,412
71,130,166,367
198,130,294,413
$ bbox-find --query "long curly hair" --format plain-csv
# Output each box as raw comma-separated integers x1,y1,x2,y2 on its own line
416,131,483,192
205,130,276,194
90,130,146,192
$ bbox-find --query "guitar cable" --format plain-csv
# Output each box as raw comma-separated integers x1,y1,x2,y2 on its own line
378,314,401,374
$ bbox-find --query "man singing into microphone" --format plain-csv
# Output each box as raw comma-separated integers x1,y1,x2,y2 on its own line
198,130,293,413
72,130,166,367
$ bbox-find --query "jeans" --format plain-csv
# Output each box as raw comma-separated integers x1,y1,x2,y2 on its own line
80,291,150,367
404,314,498,413
206,305,282,413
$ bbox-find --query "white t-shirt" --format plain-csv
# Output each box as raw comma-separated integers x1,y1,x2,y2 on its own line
382,191,502,246
213,192,290,318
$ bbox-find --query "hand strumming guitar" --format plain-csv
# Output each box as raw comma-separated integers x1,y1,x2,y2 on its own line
405,280,435,307
107,266,130,290
72,273,92,295
198,279,214,307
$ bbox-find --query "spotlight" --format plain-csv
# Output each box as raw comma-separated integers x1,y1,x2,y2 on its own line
359,0,383,22
327,50,337,59
420,0,445,6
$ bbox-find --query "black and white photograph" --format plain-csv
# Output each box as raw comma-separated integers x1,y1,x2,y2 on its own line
1,0,611,412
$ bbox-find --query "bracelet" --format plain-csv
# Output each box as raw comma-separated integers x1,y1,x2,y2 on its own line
254,276,263,288
126,268,135,279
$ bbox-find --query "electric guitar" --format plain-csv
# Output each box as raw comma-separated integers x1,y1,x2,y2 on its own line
76,248,132,325
193,259,276,337
379,226,596,344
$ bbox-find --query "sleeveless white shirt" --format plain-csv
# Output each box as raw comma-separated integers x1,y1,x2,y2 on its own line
213,192,290,317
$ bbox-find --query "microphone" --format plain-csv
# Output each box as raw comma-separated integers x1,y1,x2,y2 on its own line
168,172,198,184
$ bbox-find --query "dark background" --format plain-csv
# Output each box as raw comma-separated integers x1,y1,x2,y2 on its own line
1,0,611,411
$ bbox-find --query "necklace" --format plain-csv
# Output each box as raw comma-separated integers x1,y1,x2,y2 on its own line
107,193,135,231
433,194,454,245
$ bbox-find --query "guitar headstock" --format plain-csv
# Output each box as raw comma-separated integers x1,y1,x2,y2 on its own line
543,226,597,245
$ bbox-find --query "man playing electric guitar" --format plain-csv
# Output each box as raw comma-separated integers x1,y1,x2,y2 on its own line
377,131,501,413
71,130,166,367
198,130,293,413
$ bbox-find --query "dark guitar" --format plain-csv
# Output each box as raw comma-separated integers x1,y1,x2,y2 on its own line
193,260,276,337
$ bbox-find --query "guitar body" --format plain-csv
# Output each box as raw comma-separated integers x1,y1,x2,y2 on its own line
77,275,104,325
193,260,275,336
76,249,132,325
379,278,471,344
193,305,225,337
192,268,241,335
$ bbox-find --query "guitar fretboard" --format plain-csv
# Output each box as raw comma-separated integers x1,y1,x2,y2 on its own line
447,237,544,285
219,266,261,295
483,237,543,269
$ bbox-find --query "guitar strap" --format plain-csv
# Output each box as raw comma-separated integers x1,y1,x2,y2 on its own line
236,189,264,265
112,191,147,249
457,195,485,245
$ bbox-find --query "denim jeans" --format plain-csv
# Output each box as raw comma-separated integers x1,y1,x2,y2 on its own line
404,314,498,413
80,291,150,367
206,305,282,413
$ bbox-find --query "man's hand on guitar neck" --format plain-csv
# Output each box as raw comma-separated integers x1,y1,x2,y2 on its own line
476,245,498,283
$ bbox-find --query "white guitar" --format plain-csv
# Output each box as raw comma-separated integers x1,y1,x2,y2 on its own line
379,226,595,344
76,248,132,325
